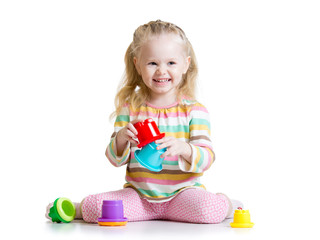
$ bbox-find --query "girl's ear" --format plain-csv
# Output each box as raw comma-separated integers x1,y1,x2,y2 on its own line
133,57,141,75
183,56,191,74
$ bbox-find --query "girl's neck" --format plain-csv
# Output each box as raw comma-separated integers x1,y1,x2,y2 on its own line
147,93,178,108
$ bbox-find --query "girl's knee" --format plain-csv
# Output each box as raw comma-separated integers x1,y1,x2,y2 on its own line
168,189,229,223
197,192,230,223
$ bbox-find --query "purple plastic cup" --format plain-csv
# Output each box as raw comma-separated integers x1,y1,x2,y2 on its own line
97,200,128,223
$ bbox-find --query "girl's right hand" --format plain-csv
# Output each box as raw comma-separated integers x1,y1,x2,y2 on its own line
117,120,141,145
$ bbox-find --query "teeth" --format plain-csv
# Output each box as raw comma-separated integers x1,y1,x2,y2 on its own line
154,79,170,82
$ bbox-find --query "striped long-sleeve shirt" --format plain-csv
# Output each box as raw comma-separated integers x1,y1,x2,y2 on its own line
106,98,215,202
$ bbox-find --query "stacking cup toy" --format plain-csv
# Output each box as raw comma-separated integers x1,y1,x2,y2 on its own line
98,200,128,226
49,197,76,223
134,118,165,148
134,118,166,172
134,141,166,172
230,209,254,228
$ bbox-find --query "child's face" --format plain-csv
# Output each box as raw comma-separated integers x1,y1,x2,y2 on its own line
134,33,191,100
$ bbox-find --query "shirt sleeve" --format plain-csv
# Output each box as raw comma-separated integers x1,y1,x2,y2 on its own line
178,103,215,173
105,105,131,167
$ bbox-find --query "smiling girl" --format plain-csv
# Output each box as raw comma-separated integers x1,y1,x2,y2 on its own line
46,20,242,224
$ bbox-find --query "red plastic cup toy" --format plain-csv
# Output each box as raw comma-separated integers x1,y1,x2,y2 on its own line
134,118,165,148
98,200,128,226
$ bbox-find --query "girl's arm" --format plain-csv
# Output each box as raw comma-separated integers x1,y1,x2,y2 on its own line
105,106,133,167
179,103,215,173
155,103,215,173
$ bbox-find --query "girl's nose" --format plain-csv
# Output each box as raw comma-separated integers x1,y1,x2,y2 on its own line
156,65,167,75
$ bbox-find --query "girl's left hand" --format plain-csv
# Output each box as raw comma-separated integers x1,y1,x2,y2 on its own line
155,137,192,161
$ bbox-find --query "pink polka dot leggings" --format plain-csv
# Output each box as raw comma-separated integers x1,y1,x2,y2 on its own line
81,188,230,224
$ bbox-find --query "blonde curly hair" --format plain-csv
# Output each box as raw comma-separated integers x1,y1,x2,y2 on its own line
111,20,198,119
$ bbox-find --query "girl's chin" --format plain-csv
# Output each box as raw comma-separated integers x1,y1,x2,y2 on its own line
150,88,177,96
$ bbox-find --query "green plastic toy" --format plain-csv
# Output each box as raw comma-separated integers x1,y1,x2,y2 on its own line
49,197,76,223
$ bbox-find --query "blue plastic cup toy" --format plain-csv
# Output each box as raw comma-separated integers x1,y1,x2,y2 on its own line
134,141,166,172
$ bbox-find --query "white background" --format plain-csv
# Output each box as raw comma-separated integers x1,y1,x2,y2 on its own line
1,0,319,239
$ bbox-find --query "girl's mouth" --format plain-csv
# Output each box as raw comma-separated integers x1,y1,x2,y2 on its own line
153,78,171,83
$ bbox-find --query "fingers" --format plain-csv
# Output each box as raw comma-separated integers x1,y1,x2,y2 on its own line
128,119,144,136
118,122,139,144
155,136,174,150
129,138,139,144
126,125,139,144
160,149,170,158
127,122,138,135
160,147,180,158
155,136,173,144
155,137,177,158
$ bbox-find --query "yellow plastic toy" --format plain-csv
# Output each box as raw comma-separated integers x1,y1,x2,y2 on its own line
230,208,254,228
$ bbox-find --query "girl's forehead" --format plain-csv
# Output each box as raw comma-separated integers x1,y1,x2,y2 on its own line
144,33,184,46
139,33,187,58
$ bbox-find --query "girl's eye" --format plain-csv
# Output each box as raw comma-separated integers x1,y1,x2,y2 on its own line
148,62,157,65
168,61,176,65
